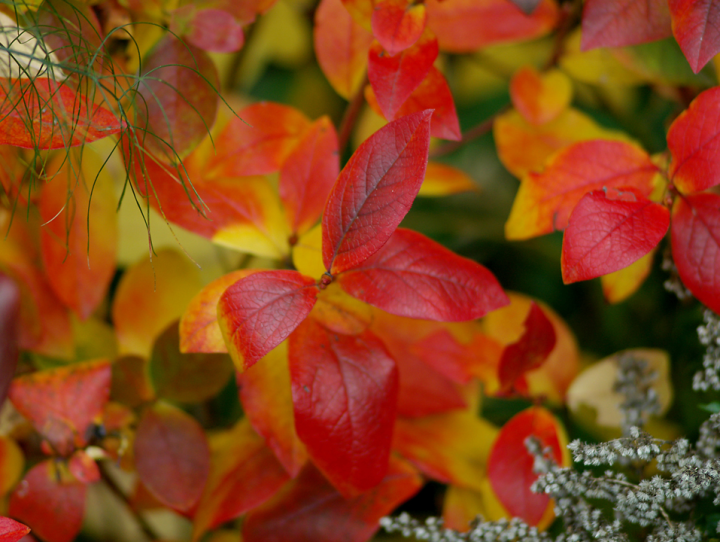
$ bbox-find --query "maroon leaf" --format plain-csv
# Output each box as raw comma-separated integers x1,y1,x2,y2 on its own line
337,228,508,320
498,302,556,390
218,271,318,372
289,318,398,496
581,0,671,50
669,0,720,73
671,193,720,314
322,110,432,274
0,274,19,407
561,188,669,284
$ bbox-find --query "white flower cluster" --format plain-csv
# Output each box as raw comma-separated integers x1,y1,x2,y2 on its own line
661,250,692,301
613,354,661,435
693,309,720,391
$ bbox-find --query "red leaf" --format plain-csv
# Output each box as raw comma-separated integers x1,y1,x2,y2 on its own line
487,407,565,526
368,32,438,120
669,0,720,73
289,318,398,496
8,360,111,456
561,188,669,284
372,0,427,56
337,228,508,321
322,110,432,273
67,450,100,484
581,0,671,50
279,117,340,236
208,102,311,178
0,274,19,407
192,420,290,539
9,460,86,542
671,193,720,314
498,302,556,390
170,7,245,53
218,271,318,372
134,402,210,512
0,78,122,149
425,0,559,53
0,517,29,542
242,459,422,542
668,87,720,194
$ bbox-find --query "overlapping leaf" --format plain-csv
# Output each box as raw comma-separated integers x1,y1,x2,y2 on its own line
509,66,572,126
242,459,422,542
0,517,29,542
561,188,669,284
218,270,318,372
671,193,720,314
134,402,210,512
667,87,720,194
289,318,398,496
581,0,671,50
322,110,432,273
9,359,111,456
601,250,656,303
506,140,658,240
169,6,245,53
669,0,720,73
371,0,427,56
337,228,508,320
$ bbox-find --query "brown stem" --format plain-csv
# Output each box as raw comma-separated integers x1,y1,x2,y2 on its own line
543,0,582,71
99,462,160,542
337,73,369,153
429,106,509,158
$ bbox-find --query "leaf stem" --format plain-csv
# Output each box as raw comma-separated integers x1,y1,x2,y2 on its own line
429,106,509,158
337,73,369,153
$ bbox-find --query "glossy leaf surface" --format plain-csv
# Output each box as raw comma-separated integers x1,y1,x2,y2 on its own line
498,302,556,391
289,318,398,496
667,87,720,194
367,32,438,120
671,193,720,314
561,188,669,284
506,140,658,240
371,0,427,56
581,0,671,50
0,518,29,542
322,110,432,273
669,0,720,73
487,407,566,525
337,228,508,320
218,270,318,372
9,460,85,542
0,78,122,149
134,402,210,512
9,359,110,456
243,459,422,542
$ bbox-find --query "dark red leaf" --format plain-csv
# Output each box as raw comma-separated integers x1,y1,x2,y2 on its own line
289,318,398,496
170,7,245,53
322,110,432,274
0,274,19,407
671,193,720,314
561,188,669,284
487,407,565,526
368,32,438,120
279,116,339,236
337,228,508,321
9,460,85,542
668,87,720,194
218,271,318,372
242,459,422,542
669,0,720,73
134,403,210,512
0,78,122,149
0,517,29,542
581,0,671,50
498,302,556,390
371,0,427,56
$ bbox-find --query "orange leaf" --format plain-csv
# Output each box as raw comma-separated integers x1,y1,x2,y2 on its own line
134,402,210,512
425,0,559,52
9,359,111,456
0,78,122,149
311,282,373,336
601,250,656,304
39,149,117,319
419,161,477,196
192,419,289,540
509,66,573,125
314,0,374,99
238,342,308,477
371,0,427,56
9,460,86,542
505,140,658,240
180,270,259,354
242,458,422,542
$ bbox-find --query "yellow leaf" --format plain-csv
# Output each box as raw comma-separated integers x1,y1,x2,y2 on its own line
292,223,325,279
419,162,478,197
601,250,655,304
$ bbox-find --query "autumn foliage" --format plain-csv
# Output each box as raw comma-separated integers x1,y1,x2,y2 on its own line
0,0,719,540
